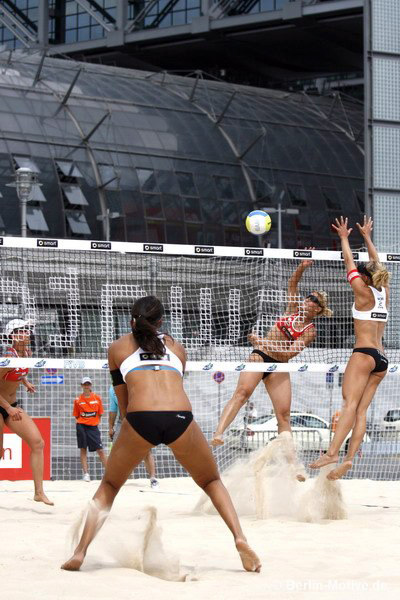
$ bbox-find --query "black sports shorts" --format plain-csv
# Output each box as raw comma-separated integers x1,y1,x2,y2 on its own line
76,423,103,451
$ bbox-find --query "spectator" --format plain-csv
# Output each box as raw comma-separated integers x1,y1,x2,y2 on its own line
73,377,107,482
108,384,158,488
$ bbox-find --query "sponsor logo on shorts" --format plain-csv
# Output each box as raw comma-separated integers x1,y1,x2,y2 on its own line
235,363,246,371
329,365,339,372
371,312,387,320
91,241,111,250
140,352,169,361
37,239,58,247
298,364,308,372
202,362,213,370
341,251,359,260
0,358,10,367
387,254,400,261
143,244,163,252
293,250,312,258
245,248,264,256
64,359,86,369
176,414,186,419
34,359,46,367
266,364,277,372
195,246,214,254
389,365,398,373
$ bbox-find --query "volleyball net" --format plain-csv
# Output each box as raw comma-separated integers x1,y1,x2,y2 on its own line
0,237,399,481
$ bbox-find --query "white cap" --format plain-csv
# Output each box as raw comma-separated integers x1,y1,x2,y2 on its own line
81,376,92,385
4,319,33,337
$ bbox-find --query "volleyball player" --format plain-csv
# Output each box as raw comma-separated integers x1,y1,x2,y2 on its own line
311,216,390,479
211,256,332,478
62,295,261,573
0,319,53,505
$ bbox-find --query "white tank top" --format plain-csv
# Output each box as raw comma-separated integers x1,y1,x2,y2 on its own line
352,286,388,322
119,335,183,381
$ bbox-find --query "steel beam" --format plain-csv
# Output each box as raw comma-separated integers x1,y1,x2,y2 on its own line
75,0,115,32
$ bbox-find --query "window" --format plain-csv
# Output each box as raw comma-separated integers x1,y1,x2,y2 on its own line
354,189,365,213
13,156,40,173
26,207,49,232
136,168,158,193
30,184,46,203
302,416,328,429
98,165,119,190
56,161,83,178
222,201,238,225
176,172,197,196
321,187,341,210
215,176,234,200
286,183,307,208
66,212,91,235
63,185,88,206
184,198,201,222
144,195,164,219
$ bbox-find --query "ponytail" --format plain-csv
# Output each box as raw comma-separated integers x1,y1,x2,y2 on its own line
362,261,391,290
131,296,165,356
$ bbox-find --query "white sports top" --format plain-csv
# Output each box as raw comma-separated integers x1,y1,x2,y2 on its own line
119,335,183,381
352,286,388,322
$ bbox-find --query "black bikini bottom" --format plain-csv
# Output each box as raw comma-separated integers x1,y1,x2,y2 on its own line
352,348,388,373
125,411,193,446
0,401,17,422
251,350,283,380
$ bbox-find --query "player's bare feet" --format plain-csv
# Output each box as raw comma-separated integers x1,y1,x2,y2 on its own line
327,460,353,480
61,551,85,571
309,453,339,469
235,539,261,573
34,492,54,506
210,434,224,447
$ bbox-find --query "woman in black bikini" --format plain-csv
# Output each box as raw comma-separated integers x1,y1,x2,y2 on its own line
62,295,261,573
310,216,390,480
0,319,53,505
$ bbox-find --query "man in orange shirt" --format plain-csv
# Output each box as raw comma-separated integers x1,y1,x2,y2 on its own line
73,376,107,482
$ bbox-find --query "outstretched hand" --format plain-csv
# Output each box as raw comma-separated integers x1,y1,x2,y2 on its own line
210,434,224,447
332,216,352,238
301,247,315,268
356,215,373,239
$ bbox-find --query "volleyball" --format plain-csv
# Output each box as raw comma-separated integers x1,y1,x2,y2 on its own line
245,210,272,235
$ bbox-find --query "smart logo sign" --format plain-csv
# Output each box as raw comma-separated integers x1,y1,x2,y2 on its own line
0,434,22,468
0,419,51,480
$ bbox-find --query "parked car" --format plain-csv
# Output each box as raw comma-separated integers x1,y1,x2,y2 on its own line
227,412,370,452
380,409,400,435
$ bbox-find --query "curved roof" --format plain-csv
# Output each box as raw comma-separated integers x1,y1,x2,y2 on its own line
0,51,363,248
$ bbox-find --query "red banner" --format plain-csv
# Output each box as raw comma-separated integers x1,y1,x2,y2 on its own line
0,418,51,481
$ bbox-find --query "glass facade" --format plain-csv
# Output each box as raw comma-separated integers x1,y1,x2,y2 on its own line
0,51,363,248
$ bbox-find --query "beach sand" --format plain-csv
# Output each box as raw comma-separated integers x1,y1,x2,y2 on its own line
1,476,400,600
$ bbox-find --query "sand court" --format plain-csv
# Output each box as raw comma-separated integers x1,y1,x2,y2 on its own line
1,474,400,600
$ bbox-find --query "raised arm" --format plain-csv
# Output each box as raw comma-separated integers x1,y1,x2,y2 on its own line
356,215,379,263
286,250,314,313
332,217,357,273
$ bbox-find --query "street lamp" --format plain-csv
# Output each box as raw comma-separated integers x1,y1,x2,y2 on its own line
7,167,39,237
263,204,299,249
97,208,121,241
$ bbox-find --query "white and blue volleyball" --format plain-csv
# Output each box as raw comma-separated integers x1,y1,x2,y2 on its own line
245,210,272,235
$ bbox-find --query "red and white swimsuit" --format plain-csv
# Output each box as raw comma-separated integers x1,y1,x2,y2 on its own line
2,347,29,382
275,313,314,342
